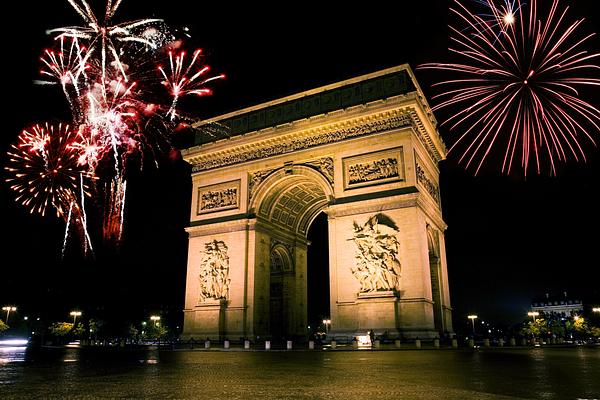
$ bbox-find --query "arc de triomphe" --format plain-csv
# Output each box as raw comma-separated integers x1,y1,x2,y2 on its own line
181,65,452,340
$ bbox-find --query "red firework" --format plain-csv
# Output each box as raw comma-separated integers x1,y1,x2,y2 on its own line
419,0,600,175
5,122,94,217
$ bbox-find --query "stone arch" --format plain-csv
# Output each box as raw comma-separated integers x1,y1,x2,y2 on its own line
250,165,334,237
427,224,444,335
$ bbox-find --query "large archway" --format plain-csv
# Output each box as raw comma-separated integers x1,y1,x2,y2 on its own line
181,65,453,340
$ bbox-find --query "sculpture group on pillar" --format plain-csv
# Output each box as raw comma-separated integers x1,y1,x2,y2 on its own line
198,240,231,302
350,215,402,293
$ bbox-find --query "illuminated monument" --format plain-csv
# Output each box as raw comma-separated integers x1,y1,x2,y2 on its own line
181,65,452,340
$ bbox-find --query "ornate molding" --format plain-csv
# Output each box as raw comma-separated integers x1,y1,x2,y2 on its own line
189,111,413,172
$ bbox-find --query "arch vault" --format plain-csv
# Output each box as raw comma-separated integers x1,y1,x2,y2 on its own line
181,65,453,340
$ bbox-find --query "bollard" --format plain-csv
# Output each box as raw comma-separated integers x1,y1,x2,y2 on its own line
467,339,474,348
550,337,556,345
309,340,315,350
352,340,358,349
520,338,527,346
224,340,230,349
451,338,458,348
205,340,210,349
509,338,516,347
415,339,421,349
265,341,271,350
498,338,504,347
374,340,381,349
433,339,440,348
483,338,490,347
287,340,293,350
395,339,401,348
331,340,337,349
244,340,250,349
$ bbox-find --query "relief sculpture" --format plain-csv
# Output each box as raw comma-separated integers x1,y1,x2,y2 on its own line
349,215,401,293
348,157,399,185
199,188,238,211
198,240,231,302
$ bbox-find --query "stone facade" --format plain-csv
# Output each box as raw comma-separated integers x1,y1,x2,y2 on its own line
181,65,453,340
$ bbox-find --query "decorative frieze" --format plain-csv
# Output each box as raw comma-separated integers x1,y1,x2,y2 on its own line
415,159,440,205
343,148,404,190
197,180,240,215
190,113,413,172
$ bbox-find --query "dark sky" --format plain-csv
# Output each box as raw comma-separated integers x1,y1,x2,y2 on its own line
1,0,599,333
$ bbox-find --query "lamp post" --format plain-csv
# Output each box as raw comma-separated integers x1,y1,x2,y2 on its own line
468,315,478,337
150,315,161,327
528,311,539,322
2,306,17,323
70,311,82,326
322,319,331,335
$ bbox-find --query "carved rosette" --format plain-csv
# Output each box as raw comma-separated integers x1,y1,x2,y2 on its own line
198,240,231,303
350,214,402,293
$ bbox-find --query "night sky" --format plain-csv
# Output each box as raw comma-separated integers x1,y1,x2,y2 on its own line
1,0,598,334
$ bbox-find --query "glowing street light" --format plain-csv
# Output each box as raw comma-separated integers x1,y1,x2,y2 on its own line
2,306,17,323
150,315,161,326
528,311,539,322
70,311,82,325
468,315,478,336
322,319,331,334
593,307,600,313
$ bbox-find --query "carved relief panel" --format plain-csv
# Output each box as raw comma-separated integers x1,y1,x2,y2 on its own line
198,240,231,302
197,180,241,215
349,214,402,293
343,147,404,190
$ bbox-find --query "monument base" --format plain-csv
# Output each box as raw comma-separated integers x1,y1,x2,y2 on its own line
182,298,227,340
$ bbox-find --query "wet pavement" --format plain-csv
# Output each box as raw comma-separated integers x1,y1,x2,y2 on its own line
1,345,598,399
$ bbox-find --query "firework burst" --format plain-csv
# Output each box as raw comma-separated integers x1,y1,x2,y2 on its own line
5,123,94,217
6,0,223,255
159,49,225,120
419,0,600,175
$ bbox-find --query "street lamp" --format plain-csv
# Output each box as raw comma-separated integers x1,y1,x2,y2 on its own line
150,315,161,326
468,315,478,336
70,311,82,325
2,306,17,323
593,307,600,313
528,311,539,322
322,319,331,334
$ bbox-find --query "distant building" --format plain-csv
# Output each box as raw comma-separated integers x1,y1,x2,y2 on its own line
531,292,583,317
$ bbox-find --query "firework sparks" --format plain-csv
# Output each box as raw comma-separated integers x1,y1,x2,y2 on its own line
5,123,94,217
6,0,223,255
48,0,164,82
159,49,225,120
419,0,600,175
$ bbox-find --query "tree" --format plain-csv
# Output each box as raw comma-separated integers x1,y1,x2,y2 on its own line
0,320,9,333
521,318,548,337
49,322,74,337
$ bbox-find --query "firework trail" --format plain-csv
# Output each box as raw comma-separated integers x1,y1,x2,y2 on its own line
419,0,600,175
5,0,223,255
